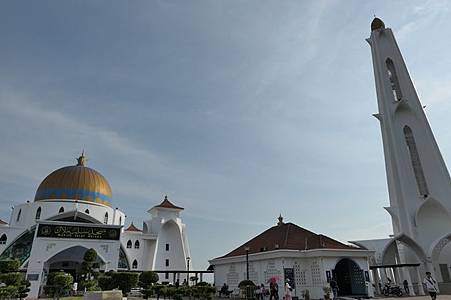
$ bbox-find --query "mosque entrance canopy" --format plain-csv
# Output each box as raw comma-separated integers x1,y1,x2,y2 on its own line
37,222,120,241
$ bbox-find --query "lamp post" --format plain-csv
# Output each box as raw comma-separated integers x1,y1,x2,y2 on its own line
245,247,250,281
186,257,191,286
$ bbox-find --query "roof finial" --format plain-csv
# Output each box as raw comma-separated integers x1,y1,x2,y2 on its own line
76,151,87,166
277,213,284,226
164,195,168,201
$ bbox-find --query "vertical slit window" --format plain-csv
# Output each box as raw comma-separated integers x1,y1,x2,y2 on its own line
404,126,429,197
35,207,41,220
104,212,108,224
16,209,21,222
386,58,403,101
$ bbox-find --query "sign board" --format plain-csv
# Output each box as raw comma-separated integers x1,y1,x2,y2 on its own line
37,223,120,240
27,274,39,281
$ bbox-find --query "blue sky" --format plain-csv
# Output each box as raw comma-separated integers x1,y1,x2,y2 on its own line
2,0,451,271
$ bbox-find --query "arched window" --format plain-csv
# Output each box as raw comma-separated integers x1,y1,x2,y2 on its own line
58,207,64,213
134,240,140,249
16,209,21,222
85,209,90,214
127,240,132,248
35,207,42,220
132,259,138,269
404,126,429,197
0,234,7,245
104,212,108,224
386,58,403,101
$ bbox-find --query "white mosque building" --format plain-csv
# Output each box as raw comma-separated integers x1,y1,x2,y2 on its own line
351,18,451,295
0,154,191,298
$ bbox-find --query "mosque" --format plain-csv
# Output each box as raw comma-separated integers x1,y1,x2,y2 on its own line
0,154,191,298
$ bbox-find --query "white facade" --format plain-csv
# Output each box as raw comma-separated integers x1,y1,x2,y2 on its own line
359,18,451,294
210,219,373,299
0,157,191,299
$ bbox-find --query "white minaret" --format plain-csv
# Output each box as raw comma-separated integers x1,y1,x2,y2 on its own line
368,18,451,283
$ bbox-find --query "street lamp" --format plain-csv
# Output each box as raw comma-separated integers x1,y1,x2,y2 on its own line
245,247,250,281
186,257,191,286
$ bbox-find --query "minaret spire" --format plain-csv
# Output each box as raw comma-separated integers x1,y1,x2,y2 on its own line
368,18,451,276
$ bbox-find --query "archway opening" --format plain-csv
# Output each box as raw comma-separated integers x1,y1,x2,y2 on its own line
45,246,105,283
333,258,366,296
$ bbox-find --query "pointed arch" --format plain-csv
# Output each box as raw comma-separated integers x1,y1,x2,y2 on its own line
35,207,42,220
127,240,132,249
428,232,451,263
381,234,427,264
0,234,7,245
386,58,402,101
132,259,138,269
58,206,64,213
134,240,140,249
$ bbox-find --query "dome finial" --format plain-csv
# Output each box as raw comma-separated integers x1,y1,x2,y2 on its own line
76,151,87,166
277,213,284,226
371,16,385,31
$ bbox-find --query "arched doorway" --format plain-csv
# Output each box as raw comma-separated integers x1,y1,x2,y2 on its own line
45,246,105,282
333,258,366,296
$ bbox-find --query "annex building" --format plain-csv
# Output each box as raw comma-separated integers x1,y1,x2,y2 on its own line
209,216,373,299
0,154,191,298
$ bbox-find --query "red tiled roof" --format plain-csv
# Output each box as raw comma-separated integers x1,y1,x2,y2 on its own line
125,223,142,232
219,222,358,259
0,219,7,225
154,196,184,210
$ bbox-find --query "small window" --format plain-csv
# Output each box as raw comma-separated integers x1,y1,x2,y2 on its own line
132,259,138,269
135,240,140,249
0,234,7,245
165,272,169,279
127,240,132,248
58,207,64,213
166,243,169,251
104,212,108,224
386,58,403,101
35,207,42,220
16,209,22,222
85,209,90,214
165,259,169,267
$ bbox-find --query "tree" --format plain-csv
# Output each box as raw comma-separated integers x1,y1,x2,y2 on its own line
79,248,100,291
0,259,30,299
139,271,159,289
111,272,139,294
44,272,73,300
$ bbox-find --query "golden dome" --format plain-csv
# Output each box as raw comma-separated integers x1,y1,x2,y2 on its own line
34,154,112,207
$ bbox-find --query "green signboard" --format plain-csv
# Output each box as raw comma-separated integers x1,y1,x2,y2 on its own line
37,223,120,240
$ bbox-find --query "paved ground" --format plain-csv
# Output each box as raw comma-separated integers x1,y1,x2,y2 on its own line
373,297,450,300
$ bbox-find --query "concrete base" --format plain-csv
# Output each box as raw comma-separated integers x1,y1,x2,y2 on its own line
84,291,123,300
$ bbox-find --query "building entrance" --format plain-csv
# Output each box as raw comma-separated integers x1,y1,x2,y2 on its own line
333,258,366,296
45,246,105,283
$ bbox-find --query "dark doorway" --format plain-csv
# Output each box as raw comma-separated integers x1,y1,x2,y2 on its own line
333,259,366,296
